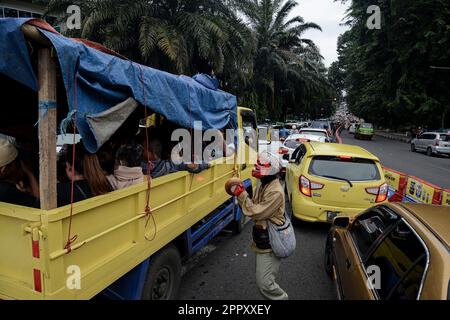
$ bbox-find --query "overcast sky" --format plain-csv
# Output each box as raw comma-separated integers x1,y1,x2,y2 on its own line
292,0,350,67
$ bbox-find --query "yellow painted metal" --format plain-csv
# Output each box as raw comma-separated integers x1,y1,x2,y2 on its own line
286,143,387,222
0,107,256,300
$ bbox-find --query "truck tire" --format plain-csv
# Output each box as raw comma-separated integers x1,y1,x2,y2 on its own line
141,245,182,300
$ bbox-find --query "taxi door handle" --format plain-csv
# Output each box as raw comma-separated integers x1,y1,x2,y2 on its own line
346,258,352,270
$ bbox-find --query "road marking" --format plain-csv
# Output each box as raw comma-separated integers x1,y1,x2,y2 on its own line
425,163,450,173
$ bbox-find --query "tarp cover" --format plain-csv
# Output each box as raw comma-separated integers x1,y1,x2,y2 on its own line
0,18,238,153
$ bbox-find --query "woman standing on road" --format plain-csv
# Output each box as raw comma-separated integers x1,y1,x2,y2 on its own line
226,152,288,300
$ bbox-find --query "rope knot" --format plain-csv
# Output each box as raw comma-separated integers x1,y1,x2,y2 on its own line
64,235,78,253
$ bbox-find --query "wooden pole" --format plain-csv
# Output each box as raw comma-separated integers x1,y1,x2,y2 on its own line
38,48,57,210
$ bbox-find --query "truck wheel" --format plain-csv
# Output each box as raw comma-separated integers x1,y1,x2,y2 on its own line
141,245,181,300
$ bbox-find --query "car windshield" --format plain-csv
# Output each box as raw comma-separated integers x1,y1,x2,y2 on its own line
360,123,373,129
311,121,329,129
299,130,327,138
309,156,381,181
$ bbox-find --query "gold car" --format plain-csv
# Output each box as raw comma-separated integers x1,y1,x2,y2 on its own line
325,203,450,300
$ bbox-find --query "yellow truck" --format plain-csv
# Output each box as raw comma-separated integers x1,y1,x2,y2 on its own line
0,19,258,300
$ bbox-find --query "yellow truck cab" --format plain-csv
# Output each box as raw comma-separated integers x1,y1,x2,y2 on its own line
0,20,257,300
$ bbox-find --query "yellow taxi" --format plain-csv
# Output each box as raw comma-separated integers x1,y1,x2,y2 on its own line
285,143,388,223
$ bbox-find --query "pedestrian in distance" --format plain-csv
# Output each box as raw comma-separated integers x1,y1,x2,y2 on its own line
225,152,289,300
279,126,289,140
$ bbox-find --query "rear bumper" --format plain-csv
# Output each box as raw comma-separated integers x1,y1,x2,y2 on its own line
291,194,372,223
356,133,373,138
433,146,450,155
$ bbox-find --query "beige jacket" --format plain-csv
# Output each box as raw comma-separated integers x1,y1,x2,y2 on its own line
107,166,144,190
237,178,286,253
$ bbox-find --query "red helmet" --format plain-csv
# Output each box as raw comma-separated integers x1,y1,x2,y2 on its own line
252,152,281,179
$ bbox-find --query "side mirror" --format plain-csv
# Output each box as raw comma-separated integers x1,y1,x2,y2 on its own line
333,217,350,229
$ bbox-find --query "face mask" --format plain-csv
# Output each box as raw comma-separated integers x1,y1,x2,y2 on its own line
251,160,272,179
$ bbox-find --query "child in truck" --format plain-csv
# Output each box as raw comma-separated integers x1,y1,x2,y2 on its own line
0,136,39,207
57,142,112,207
107,142,145,190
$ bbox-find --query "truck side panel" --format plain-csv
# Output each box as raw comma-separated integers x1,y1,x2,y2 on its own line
0,160,235,300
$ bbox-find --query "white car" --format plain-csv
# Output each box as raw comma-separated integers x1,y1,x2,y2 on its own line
349,123,358,134
279,130,330,171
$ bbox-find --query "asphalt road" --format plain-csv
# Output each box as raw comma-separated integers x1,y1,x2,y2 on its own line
178,130,450,300
178,197,336,300
340,131,450,189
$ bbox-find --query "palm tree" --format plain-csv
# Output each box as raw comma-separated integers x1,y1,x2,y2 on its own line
45,0,254,78
235,0,329,118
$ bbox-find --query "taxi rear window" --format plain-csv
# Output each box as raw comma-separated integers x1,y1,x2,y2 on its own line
309,156,381,181
285,140,302,149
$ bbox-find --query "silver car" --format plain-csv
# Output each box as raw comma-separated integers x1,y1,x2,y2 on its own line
411,132,450,156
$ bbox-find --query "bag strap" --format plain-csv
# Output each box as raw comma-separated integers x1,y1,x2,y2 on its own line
75,183,88,200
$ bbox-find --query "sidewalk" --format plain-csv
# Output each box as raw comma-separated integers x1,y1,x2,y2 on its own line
375,130,411,143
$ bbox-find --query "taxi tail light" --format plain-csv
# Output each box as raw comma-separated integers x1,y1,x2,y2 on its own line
366,183,388,203
299,176,324,197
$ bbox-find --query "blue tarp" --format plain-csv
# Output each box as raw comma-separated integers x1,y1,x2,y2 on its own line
0,18,237,153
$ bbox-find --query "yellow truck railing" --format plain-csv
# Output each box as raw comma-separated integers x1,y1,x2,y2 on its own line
0,158,236,300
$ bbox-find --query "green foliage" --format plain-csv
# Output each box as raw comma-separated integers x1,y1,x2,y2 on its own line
43,0,333,121
235,0,334,120
336,0,450,130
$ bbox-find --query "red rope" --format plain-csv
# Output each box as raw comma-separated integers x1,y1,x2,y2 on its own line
64,73,79,252
138,65,156,242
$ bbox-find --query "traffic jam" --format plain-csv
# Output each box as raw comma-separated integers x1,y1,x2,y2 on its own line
0,2,449,305
257,118,449,300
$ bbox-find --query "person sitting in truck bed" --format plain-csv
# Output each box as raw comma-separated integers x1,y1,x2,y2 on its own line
142,138,210,179
107,142,145,190
0,136,40,207
57,142,112,207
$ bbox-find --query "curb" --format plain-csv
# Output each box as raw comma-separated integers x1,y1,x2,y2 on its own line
375,131,411,144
